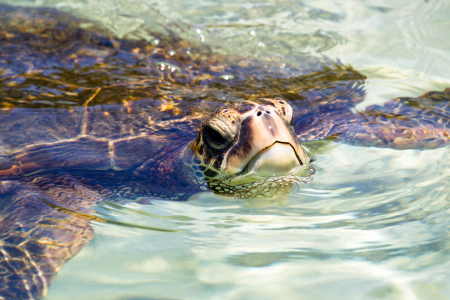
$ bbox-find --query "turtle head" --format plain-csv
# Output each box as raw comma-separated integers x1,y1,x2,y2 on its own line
189,98,313,198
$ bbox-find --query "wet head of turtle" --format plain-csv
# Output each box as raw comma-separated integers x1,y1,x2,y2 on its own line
187,98,313,198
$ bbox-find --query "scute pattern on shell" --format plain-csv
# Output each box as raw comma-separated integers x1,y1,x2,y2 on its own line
0,3,450,299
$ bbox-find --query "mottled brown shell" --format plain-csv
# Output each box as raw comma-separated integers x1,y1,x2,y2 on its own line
0,2,367,182
1,4,450,299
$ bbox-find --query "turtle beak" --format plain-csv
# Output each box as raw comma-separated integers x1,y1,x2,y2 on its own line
229,142,310,185
222,105,310,184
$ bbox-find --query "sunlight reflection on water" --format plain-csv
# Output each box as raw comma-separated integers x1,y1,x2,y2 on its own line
3,0,446,298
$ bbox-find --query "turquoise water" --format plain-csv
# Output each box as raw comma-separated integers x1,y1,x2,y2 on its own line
3,0,450,299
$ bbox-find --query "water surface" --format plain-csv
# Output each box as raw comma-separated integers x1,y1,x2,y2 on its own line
2,0,450,299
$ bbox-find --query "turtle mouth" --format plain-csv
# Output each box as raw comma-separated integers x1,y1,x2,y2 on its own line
229,142,310,186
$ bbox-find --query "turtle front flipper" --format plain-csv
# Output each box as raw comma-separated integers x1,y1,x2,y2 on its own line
0,173,102,299
335,88,450,149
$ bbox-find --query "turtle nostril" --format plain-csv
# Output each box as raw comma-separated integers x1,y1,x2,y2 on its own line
257,111,262,116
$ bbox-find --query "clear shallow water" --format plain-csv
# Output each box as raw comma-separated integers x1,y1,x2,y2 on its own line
2,0,450,298
47,145,450,299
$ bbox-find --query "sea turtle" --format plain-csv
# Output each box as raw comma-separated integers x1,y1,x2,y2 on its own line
0,3,449,299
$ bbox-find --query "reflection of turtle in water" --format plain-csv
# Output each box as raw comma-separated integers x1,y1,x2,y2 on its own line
0,4,449,299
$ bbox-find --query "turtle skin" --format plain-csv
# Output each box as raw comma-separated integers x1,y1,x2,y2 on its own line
0,3,450,299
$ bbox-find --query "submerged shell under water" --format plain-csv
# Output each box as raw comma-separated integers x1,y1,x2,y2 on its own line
0,0,449,299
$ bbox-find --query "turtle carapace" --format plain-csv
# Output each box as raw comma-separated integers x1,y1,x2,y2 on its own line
0,4,449,299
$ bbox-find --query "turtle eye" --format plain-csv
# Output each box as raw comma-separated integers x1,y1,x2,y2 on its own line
204,126,229,149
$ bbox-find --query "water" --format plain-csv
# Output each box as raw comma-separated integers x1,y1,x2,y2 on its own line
2,0,450,298
46,146,450,299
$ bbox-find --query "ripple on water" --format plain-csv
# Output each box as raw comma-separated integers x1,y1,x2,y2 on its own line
45,143,450,299
18,0,448,298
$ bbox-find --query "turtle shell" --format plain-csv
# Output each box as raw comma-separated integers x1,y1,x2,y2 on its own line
0,2,366,190
2,3,450,299
0,5,366,296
